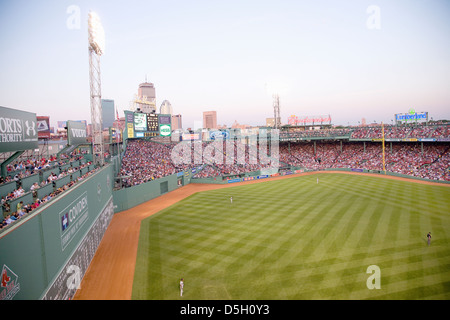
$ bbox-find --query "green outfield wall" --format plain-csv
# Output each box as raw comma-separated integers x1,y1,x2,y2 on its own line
112,169,193,213
0,165,114,300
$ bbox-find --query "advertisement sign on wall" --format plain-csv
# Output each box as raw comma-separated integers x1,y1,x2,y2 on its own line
209,130,230,140
288,114,332,126
159,124,171,137
37,116,51,139
67,120,87,146
395,110,428,124
182,133,200,141
0,106,38,152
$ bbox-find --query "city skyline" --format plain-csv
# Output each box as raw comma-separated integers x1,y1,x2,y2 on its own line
0,0,449,130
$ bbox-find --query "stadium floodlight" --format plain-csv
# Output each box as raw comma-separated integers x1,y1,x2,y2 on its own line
88,11,105,166
272,94,280,130
265,82,286,130
88,11,105,56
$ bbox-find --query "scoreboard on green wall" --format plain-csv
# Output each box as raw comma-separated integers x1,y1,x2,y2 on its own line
147,114,158,131
124,110,172,139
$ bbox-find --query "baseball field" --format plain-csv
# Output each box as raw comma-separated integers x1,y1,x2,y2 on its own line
131,173,450,300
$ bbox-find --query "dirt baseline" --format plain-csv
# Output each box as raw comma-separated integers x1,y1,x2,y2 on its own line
73,171,448,300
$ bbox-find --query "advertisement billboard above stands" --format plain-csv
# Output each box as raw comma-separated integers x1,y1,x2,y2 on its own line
37,116,51,139
0,106,39,153
209,130,230,140
124,111,134,139
159,124,171,137
126,111,134,124
182,133,200,141
126,123,134,139
158,114,171,137
158,114,171,125
287,114,332,126
110,127,120,143
67,120,87,146
395,110,428,124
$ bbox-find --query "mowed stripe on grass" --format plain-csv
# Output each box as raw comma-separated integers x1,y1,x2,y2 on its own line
132,173,450,300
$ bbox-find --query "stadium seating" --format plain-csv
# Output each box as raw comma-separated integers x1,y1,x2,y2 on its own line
118,124,450,185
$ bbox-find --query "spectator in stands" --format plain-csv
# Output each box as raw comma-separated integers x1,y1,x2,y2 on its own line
16,201,23,213
0,158,99,233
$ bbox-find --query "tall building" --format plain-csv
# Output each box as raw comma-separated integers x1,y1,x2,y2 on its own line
101,99,115,130
203,111,217,129
172,114,182,130
160,100,173,115
137,82,156,113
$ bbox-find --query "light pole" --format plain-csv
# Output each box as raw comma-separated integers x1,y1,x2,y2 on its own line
88,11,106,166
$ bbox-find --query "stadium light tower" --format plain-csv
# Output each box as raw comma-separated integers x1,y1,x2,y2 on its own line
88,11,106,166
272,93,281,130
266,82,284,130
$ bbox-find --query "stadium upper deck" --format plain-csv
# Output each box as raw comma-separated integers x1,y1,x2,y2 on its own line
279,123,450,141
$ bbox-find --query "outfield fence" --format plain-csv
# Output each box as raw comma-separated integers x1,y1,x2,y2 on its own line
112,169,194,213
0,165,114,300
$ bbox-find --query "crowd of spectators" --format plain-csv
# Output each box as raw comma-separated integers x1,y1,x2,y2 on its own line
198,140,275,178
119,139,279,184
1,186,26,206
191,165,222,179
1,152,97,232
1,164,99,231
350,124,450,140
280,141,449,181
118,125,450,187
120,140,178,187
280,128,351,139
0,154,86,185
1,154,91,202
278,124,450,140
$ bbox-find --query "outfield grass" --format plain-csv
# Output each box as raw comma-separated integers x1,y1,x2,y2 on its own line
131,173,450,300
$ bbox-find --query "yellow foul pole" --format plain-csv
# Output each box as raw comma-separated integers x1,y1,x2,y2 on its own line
382,122,386,174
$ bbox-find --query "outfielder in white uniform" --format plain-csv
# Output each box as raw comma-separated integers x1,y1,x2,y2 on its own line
180,278,184,296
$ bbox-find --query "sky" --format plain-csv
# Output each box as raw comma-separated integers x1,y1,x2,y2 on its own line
0,0,449,129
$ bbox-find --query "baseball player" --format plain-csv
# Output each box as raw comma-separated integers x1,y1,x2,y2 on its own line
230,196,233,204
427,232,432,246
180,278,184,296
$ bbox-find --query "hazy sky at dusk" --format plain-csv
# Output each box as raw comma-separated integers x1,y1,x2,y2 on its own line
0,0,449,129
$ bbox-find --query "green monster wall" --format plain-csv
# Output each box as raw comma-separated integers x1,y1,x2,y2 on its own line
0,165,114,300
